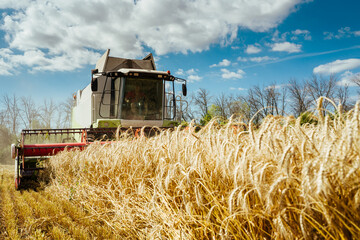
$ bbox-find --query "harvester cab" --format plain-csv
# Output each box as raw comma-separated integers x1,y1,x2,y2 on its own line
72,49,187,140
12,49,187,189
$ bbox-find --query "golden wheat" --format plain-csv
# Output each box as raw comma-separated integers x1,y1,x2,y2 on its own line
45,100,360,239
0,165,116,239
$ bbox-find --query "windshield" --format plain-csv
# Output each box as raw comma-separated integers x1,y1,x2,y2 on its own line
99,77,121,119
121,77,163,120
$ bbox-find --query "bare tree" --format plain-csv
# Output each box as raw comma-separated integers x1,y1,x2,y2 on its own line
193,88,212,118
245,86,267,121
20,96,39,129
39,99,57,129
228,95,252,122
351,74,360,95
0,109,6,126
56,97,74,128
287,79,311,117
2,94,20,134
214,93,230,119
351,74,360,87
306,74,337,111
263,84,287,116
181,93,197,121
336,84,353,111
0,125,13,164
279,86,288,116
242,83,287,123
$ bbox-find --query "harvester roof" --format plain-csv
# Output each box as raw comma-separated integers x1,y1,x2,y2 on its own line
96,49,156,73
106,68,174,80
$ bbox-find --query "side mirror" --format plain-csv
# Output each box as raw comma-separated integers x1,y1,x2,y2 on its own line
91,79,98,92
91,69,98,91
182,83,187,96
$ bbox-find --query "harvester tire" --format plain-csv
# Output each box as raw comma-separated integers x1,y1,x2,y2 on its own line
87,134,95,142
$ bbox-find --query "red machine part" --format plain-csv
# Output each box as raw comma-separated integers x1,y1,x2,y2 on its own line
19,128,107,157
22,142,89,157
18,126,163,158
14,127,167,189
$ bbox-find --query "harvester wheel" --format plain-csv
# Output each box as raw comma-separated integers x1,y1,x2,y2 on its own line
14,156,20,190
87,134,95,142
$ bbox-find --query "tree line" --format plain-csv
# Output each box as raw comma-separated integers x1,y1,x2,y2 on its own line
1,73,359,164
182,74,359,125
0,96,72,164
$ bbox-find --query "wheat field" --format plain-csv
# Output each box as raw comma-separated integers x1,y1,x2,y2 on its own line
0,165,116,239
1,99,360,239
48,99,360,239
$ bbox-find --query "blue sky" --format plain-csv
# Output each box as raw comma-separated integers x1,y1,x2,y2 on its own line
0,0,359,105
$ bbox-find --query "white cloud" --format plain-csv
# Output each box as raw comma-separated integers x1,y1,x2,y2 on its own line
272,30,288,42
245,44,261,54
271,42,302,53
0,0,31,9
292,29,308,35
221,69,245,79
250,56,277,62
291,29,311,40
0,0,308,75
175,68,185,76
273,29,311,42
265,83,290,90
185,69,197,75
176,68,201,82
0,59,13,75
210,59,231,68
336,71,360,87
230,87,246,91
0,47,100,74
313,59,360,75
324,27,360,40
237,56,277,62
0,49,15,75
323,32,333,40
188,75,202,82
237,57,248,62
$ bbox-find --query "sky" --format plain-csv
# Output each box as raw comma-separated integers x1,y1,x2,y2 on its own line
0,0,359,105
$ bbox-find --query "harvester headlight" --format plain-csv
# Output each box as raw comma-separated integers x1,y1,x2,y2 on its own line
134,73,139,76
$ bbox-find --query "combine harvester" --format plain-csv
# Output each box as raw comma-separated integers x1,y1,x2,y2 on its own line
11,49,187,189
